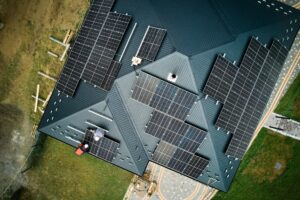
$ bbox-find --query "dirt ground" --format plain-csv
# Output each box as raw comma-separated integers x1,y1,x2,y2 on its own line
0,0,88,198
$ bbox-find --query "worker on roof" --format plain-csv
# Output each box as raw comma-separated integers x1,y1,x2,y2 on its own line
75,143,89,156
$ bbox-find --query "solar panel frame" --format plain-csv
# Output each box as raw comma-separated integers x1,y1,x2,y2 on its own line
151,141,209,177
131,72,160,105
137,26,167,61
225,39,288,158
210,38,288,159
216,38,268,133
145,110,207,152
149,81,177,113
183,154,209,178
179,126,207,153
56,0,115,96
168,148,193,172
131,72,197,120
162,117,189,145
151,141,177,166
100,60,122,90
145,111,173,139
95,137,120,161
83,129,120,162
167,89,198,120
203,55,239,104
82,12,131,89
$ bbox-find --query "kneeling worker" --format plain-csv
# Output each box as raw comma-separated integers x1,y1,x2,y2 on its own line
75,143,89,156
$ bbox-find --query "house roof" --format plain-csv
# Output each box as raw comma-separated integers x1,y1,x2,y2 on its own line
38,0,300,191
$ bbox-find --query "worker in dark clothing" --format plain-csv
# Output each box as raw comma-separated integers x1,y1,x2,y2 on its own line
75,143,89,156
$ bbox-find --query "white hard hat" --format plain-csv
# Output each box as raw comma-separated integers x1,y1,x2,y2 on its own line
84,144,89,148
94,136,100,141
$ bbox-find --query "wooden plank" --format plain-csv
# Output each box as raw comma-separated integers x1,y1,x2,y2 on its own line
34,84,40,113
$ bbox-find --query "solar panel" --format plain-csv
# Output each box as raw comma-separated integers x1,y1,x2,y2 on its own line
136,26,167,61
150,81,177,113
56,0,115,96
82,12,131,89
203,55,238,104
168,148,192,172
167,89,198,120
162,117,189,146
183,154,209,178
179,126,207,153
83,129,120,162
132,72,197,120
225,39,288,159
151,140,209,177
91,0,115,12
145,111,173,139
146,110,207,152
216,38,268,133
152,141,177,166
101,60,122,90
131,72,160,105
211,38,288,159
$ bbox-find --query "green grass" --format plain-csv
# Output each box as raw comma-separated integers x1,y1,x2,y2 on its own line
0,51,21,101
214,71,300,200
213,128,300,200
21,136,132,200
275,73,300,121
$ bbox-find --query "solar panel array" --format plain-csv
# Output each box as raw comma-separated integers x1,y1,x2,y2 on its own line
130,71,209,178
83,129,120,162
216,38,269,133
204,38,289,159
152,141,209,178
146,110,207,153
137,26,167,61
203,55,238,104
132,72,197,120
56,0,131,96
81,12,131,87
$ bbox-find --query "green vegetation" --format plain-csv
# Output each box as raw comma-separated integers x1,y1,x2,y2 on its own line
21,137,132,200
0,51,21,101
213,129,300,200
0,0,133,199
214,73,300,200
275,73,300,121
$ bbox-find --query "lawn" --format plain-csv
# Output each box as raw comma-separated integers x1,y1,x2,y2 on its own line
19,136,132,200
213,73,300,199
275,73,300,121
213,128,300,200
0,0,133,199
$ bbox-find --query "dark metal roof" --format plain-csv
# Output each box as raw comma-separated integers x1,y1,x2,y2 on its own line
38,0,300,192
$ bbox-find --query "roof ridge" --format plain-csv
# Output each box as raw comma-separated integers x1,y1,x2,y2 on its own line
107,83,149,175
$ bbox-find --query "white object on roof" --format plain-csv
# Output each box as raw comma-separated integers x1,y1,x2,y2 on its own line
167,73,178,83
93,128,105,141
131,56,142,66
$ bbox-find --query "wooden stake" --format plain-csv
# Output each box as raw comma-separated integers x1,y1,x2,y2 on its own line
38,107,44,114
47,51,59,58
38,71,57,82
43,91,52,107
49,36,68,47
63,30,74,44
31,95,45,103
34,84,40,113
60,43,70,61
